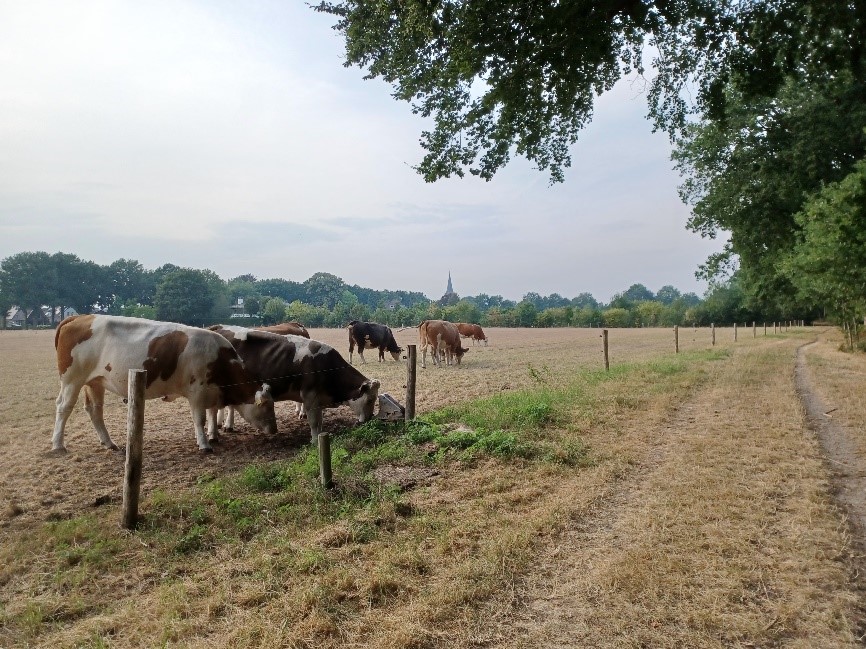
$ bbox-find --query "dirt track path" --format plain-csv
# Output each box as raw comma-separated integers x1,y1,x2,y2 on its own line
484,336,866,648
796,340,866,543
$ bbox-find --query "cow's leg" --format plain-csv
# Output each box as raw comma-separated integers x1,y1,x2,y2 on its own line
190,405,212,451
306,405,323,444
358,344,367,364
295,401,306,419
83,381,119,450
52,382,82,452
421,344,427,369
220,406,235,431
349,337,355,364
207,408,221,442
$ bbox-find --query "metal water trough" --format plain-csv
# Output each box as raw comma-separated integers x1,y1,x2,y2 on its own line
377,393,405,421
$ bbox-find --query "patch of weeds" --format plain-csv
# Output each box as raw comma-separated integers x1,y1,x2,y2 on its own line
540,439,594,467
527,363,552,385
175,523,210,554
293,548,330,574
240,463,293,492
48,516,121,570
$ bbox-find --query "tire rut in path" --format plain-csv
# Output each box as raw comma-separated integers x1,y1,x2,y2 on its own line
795,341,866,643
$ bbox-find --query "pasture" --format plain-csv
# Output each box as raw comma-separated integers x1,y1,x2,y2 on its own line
1,325,864,647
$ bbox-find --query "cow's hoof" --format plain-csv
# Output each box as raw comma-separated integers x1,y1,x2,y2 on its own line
106,443,120,451
50,446,68,456
199,447,214,454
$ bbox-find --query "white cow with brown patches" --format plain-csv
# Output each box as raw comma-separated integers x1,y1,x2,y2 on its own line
208,325,380,444
52,315,278,452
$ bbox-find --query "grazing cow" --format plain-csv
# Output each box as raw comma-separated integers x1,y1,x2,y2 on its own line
347,320,403,364
52,315,277,453
419,320,469,368
208,325,380,443
456,322,488,346
255,321,310,338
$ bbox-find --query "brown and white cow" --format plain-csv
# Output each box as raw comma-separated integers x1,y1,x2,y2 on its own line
52,315,277,453
456,322,488,346
348,320,403,364
419,320,469,368
255,321,310,338
208,325,380,444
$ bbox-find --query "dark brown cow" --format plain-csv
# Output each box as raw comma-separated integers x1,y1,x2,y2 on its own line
209,325,380,443
419,320,469,368
255,321,310,338
347,320,403,364
456,322,488,346
52,315,277,452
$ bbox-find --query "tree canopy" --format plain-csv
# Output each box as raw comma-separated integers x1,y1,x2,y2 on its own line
316,0,865,183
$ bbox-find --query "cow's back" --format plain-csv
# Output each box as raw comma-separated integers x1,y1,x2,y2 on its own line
58,315,249,404
256,322,310,338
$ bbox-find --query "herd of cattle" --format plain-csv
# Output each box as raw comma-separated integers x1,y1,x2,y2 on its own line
50,315,488,453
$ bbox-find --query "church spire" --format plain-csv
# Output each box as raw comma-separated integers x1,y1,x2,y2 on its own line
446,271,454,294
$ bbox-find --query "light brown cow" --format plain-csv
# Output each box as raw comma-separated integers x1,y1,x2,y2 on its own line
419,320,469,368
52,315,277,452
456,322,488,346
255,321,310,338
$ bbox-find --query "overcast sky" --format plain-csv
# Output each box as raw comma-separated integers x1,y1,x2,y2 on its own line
0,1,726,304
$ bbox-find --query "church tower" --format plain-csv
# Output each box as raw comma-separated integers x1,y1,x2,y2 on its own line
439,270,459,306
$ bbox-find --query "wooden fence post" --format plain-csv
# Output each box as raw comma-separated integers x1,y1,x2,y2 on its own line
121,369,146,530
764,322,767,336
602,329,609,371
753,321,756,338
734,322,738,342
405,344,416,422
711,323,716,346
674,325,679,354
318,433,333,490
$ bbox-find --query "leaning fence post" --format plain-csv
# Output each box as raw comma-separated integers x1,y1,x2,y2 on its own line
121,369,146,530
318,433,333,490
674,325,679,354
602,329,609,371
405,344,417,422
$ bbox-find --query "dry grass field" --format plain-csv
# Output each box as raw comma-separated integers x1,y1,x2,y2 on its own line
0,324,864,648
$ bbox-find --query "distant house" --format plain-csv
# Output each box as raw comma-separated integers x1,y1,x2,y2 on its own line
4,306,78,329
5,307,26,328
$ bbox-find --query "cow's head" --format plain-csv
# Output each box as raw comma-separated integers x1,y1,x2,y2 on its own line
454,347,469,364
348,379,381,423
389,347,404,361
234,383,278,434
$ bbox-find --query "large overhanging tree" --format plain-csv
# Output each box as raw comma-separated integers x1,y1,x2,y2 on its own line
315,0,865,183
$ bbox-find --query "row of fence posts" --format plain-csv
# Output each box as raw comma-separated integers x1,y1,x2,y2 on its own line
122,319,808,528
122,346,423,529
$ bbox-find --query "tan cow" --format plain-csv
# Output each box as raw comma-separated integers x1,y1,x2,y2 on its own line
52,315,277,452
255,321,310,338
456,322,488,346
419,320,469,368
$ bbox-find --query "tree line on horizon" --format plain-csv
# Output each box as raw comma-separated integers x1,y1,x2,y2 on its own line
0,250,776,331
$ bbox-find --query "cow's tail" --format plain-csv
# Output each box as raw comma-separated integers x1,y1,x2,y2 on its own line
54,315,79,349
